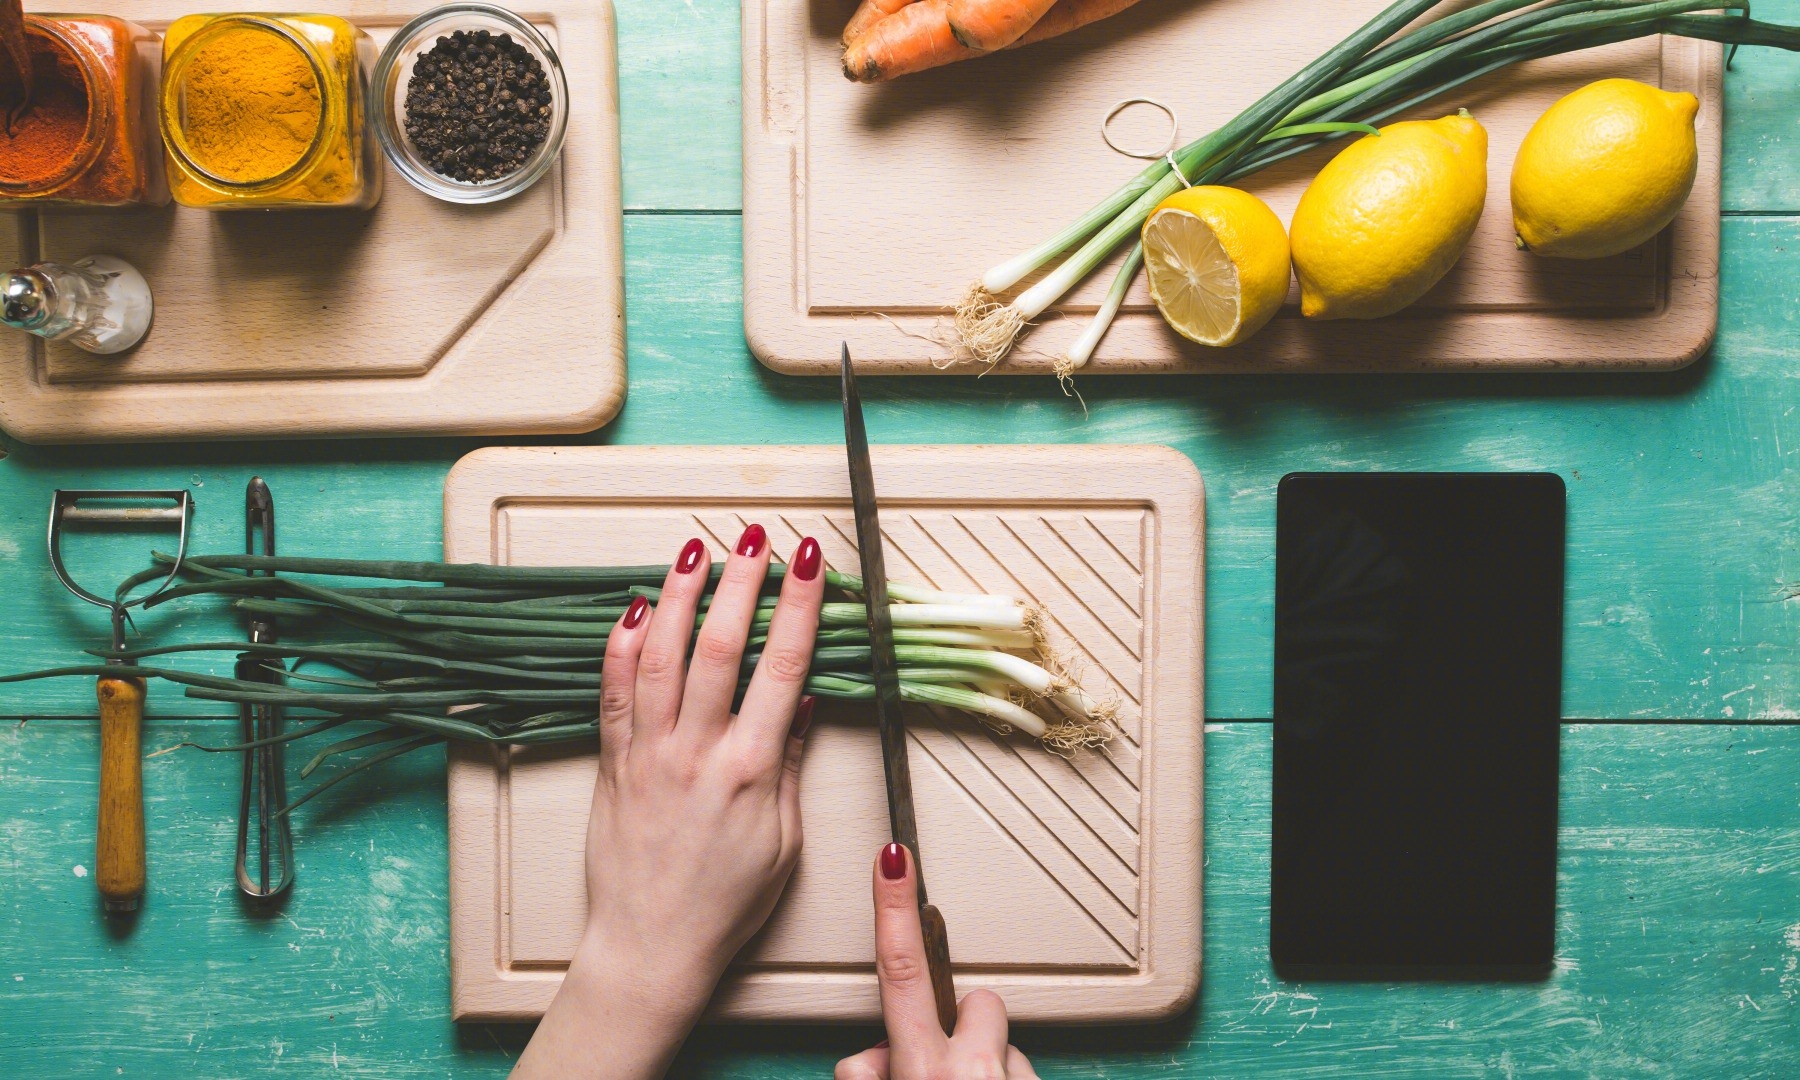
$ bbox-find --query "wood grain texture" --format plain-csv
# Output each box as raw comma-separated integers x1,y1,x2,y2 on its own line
743,0,1722,375
93,674,145,911
442,444,1205,1022
0,1,625,444
1,718,1795,1077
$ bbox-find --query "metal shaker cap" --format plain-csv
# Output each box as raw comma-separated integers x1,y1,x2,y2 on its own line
1,268,52,331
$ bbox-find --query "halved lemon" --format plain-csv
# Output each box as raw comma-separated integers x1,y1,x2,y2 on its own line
1142,185,1292,348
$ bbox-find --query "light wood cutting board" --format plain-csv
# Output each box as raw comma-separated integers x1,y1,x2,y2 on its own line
0,0,623,444
743,0,1720,375
443,444,1204,1023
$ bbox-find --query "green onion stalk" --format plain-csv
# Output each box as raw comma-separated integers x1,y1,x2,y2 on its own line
2,553,1116,818
952,0,1800,376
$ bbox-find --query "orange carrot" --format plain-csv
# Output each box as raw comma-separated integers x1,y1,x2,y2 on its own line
843,0,1140,83
1013,0,1138,45
843,0,917,47
946,0,1060,51
843,0,972,83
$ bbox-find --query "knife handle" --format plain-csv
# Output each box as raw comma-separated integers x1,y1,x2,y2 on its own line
919,902,957,1035
96,674,145,913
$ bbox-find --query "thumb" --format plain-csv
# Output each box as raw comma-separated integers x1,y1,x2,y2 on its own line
872,843,948,1063
776,696,814,864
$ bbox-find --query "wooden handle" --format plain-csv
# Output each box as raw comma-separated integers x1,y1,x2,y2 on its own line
919,902,957,1035
96,675,145,913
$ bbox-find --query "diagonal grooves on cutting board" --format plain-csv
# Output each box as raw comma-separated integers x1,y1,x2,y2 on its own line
937,512,1144,822
1002,515,1141,661
950,514,1144,727
924,711,1141,923
892,507,1144,792
802,507,1144,877
912,710,1139,957
979,723,1141,892
1045,515,1142,620
1084,514,1145,580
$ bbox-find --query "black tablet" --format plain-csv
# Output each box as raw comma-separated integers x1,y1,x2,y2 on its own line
1272,472,1565,972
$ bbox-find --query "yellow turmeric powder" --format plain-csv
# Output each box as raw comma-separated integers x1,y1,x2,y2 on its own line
161,14,379,209
177,24,321,183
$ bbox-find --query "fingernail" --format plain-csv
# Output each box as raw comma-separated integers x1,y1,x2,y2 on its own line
622,595,649,629
676,538,705,574
874,1040,889,1050
793,536,822,581
789,695,816,740
879,842,907,881
736,523,766,558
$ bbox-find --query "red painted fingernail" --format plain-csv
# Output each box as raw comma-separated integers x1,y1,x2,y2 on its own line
622,595,649,629
736,523,766,558
874,1040,889,1050
789,695,816,740
879,842,907,880
793,537,822,581
676,538,705,574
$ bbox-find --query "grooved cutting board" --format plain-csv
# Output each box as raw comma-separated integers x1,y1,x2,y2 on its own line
743,0,1720,375
0,0,623,444
443,444,1204,1023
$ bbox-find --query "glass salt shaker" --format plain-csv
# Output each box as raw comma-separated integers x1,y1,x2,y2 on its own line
1,254,152,353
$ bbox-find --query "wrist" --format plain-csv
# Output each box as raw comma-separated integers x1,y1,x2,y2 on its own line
571,922,725,1031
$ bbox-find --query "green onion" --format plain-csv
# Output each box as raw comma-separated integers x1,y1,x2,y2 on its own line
5,552,1116,816
955,0,1799,372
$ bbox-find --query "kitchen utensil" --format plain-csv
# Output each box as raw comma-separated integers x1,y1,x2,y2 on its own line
840,343,957,1034
1,255,152,354
234,478,293,901
47,488,194,912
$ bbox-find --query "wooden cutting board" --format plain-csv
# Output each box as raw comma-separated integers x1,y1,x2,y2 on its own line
443,444,1204,1023
0,0,623,444
743,0,1720,375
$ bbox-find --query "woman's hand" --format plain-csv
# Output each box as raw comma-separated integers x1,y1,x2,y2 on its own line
835,844,1039,1080
513,526,826,1080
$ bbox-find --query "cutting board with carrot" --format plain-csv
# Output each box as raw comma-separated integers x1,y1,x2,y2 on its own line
743,0,1722,375
442,444,1204,1022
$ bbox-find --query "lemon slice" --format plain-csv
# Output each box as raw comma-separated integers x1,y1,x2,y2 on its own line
1142,185,1291,348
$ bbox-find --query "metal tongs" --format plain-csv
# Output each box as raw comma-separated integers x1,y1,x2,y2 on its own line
235,478,293,901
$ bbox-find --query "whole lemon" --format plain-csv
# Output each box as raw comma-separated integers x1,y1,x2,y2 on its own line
1512,78,1698,259
1289,111,1488,321
1141,185,1291,348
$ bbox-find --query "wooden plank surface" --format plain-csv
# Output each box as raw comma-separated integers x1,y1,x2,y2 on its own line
440,445,1203,1022
0,0,626,444
2,0,1799,1073
744,0,1721,375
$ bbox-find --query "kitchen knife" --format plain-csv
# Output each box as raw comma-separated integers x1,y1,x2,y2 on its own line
842,343,958,1035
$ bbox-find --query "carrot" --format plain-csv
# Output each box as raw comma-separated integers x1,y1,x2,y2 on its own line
843,0,1140,83
946,0,1060,51
843,0,972,83
843,0,917,47
1013,0,1138,46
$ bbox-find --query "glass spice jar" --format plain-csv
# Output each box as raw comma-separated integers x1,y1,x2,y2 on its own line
0,15,167,208
160,13,381,210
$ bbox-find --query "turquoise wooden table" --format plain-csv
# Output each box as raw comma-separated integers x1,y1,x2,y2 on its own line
4,2,1799,1075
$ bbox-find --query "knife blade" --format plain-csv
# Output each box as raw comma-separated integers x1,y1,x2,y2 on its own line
842,343,957,1035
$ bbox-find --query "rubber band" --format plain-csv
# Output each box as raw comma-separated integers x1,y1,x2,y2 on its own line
1101,97,1190,188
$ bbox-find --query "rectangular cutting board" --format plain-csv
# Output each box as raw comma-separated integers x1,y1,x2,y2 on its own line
0,0,623,444
443,444,1204,1023
743,0,1720,375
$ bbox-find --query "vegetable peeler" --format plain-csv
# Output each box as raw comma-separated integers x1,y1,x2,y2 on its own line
47,489,194,913
234,478,294,901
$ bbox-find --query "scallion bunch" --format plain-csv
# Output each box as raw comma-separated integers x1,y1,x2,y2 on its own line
2,553,1115,817
954,0,1800,374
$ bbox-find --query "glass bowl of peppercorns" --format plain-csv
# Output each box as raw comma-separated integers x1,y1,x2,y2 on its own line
371,3,568,203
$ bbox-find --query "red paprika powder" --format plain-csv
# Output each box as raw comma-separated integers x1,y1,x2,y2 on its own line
0,16,165,206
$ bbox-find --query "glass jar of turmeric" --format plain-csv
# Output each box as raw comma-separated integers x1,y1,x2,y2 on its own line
160,14,381,210
0,15,167,207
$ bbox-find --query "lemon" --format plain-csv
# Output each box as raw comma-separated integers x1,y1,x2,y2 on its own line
1512,78,1698,260
1289,112,1488,321
1141,185,1291,347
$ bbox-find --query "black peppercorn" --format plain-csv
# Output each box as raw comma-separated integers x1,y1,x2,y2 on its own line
403,29,553,183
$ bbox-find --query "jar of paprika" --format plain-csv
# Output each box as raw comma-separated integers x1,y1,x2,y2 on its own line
0,15,167,207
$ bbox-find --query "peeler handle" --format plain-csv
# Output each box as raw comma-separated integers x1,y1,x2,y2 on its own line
95,674,145,913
